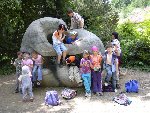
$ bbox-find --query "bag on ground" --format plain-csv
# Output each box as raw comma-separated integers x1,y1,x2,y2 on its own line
113,93,132,106
61,88,77,100
45,91,60,106
125,80,139,93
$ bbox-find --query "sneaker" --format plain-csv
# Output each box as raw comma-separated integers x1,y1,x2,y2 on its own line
85,92,88,97
15,90,19,93
116,84,121,89
96,92,103,96
104,82,108,86
30,98,34,102
88,93,91,97
114,89,117,92
37,81,41,86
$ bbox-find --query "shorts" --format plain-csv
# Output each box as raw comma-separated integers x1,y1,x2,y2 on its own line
53,43,67,55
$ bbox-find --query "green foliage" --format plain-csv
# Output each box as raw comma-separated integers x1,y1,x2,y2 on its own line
117,20,150,69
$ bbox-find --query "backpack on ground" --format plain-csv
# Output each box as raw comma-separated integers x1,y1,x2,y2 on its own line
113,93,132,106
45,91,60,106
125,80,139,93
61,88,77,100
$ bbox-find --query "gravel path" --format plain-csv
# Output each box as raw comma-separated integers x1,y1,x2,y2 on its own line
0,69,150,113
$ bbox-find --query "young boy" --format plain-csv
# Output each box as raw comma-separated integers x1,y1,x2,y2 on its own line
66,31,79,44
18,66,34,102
67,9,84,29
103,43,119,92
12,51,23,93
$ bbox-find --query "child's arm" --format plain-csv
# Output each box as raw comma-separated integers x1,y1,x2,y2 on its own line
115,58,119,75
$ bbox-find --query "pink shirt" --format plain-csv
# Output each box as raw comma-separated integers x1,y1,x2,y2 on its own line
22,59,33,72
90,55,102,69
32,55,42,65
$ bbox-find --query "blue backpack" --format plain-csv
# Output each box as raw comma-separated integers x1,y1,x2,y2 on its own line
125,80,139,93
45,91,60,106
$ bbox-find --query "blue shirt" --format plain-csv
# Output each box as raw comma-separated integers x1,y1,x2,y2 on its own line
66,37,79,44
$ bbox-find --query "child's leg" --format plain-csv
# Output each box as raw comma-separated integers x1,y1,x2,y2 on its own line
97,71,102,92
112,72,117,90
92,71,98,93
37,65,42,81
32,65,38,82
82,73,91,94
53,44,62,64
22,86,28,101
28,85,34,97
60,43,67,61
15,73,20,93
105,65,113,83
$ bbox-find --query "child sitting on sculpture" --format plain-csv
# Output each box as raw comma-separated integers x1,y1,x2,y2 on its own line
52,24,67,67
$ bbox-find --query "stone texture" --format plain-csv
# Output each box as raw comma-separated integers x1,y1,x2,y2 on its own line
20,17,105,87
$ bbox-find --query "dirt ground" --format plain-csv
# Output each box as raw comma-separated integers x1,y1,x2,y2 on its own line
0,68,150,113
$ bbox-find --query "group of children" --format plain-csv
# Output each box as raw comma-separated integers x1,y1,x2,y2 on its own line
12,51,43,102
12,8,123,101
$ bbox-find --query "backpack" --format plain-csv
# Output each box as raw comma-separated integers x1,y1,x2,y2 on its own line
125,80,139,93
68,66,82,84
113,93,132,106
45,91,60,106
61,88,77,100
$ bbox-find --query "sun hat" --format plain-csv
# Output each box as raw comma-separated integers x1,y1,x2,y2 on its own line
91,46,98,51
70,31,77,36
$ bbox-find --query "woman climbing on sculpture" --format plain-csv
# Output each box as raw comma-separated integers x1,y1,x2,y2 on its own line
52,24,67,67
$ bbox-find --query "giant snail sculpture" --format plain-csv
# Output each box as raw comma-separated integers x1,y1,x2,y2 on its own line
20,17,105,87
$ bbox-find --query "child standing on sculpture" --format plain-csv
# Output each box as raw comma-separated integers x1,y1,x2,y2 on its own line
67,9,84,29
32,51,43,86
18,66,34,102
90,46,103,96
12,51,23,93
22,52,33,77
80,50,92,97
52,24,67,67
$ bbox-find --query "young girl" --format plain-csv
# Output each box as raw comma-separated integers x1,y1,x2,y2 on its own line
52,24,67,67
80,50,92,97
18,66,34,102
32,51,43,86
22,52,33,77
90,46,103,96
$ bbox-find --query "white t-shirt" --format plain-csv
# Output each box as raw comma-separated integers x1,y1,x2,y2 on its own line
52,30,62,45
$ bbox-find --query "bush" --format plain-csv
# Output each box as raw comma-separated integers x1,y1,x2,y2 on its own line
117,20,150,69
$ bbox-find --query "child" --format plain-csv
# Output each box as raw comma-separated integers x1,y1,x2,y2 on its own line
18,66,34,102
66,55,80,68
80,50,92,97
90,46,103,96
32,51,43,86
67,8,84,29
52,24,67,67
111,32,123,88
12,51,23,93
103,43,119,92
66,31,79,44
22,52,33,77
